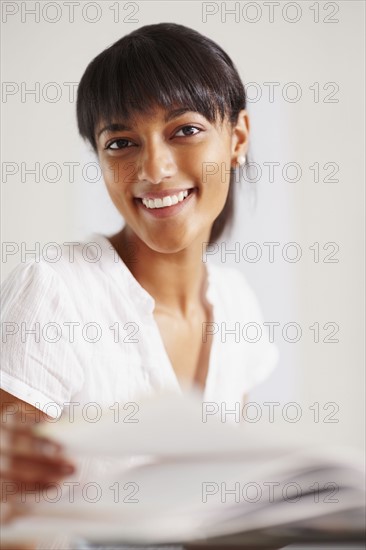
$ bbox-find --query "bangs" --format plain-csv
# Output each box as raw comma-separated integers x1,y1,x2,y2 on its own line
76,23,248,245
77,24,245,151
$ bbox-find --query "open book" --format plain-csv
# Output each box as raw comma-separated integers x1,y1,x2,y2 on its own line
1,390,365,546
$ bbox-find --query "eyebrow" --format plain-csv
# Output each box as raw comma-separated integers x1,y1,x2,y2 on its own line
97,107,197,139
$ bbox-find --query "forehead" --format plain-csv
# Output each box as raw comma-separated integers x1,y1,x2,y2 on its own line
96,105,219,139
121,105,199,125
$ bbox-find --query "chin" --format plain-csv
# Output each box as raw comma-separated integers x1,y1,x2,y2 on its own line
141,230,197,255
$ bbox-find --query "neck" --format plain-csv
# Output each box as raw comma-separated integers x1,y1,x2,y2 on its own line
109,225,211,319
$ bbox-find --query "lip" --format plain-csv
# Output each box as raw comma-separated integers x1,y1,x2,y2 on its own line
134,188,197,218
134,187,195,200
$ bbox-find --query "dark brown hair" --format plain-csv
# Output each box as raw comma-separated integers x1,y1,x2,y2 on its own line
76,22,248,244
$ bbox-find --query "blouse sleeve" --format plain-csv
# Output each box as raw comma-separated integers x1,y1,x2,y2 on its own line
0,260,84,418
232,268,279,394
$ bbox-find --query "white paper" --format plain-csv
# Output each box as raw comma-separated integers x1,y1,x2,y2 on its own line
2,390,365,546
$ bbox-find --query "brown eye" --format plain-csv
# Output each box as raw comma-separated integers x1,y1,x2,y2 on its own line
175,125,201,137
106,139,133,150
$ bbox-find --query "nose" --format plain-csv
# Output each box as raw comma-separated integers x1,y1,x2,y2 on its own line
137,138,177,184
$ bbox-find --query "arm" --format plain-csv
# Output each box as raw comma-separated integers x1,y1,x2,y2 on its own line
0,262,82,548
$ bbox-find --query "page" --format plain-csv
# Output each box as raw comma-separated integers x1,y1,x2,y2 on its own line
2,390,365,546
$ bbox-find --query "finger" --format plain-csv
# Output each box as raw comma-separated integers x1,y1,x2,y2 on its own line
1,408,46,429
1,429,65,460
0,454,75,483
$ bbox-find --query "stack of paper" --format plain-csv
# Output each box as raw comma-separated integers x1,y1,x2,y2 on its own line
1,390,365,546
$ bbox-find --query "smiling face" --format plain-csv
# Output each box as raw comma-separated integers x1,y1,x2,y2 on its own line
95,105,246,253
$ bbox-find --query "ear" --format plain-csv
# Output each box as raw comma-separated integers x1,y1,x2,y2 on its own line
230,109,250,169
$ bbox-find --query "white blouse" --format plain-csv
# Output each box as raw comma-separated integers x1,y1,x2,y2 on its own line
0,232,279,550
1,232,278,416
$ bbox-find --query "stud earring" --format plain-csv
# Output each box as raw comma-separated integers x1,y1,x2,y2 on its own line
237,155,246,166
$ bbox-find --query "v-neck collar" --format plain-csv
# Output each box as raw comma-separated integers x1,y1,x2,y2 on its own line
90,232,218,397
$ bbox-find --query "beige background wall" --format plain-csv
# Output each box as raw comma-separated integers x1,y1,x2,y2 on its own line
2,1,364,449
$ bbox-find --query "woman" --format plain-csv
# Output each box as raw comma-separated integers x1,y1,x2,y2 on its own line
0,22,278,549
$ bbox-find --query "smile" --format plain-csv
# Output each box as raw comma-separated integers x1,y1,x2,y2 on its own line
141,189,190,209
134,188,196,218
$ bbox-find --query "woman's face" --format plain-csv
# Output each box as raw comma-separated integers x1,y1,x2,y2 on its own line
95,105,248,253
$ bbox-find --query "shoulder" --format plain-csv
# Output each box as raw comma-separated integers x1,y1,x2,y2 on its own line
207,261,253,289
2,258,63,296
1,235,106,315
207,261,261,315
34,236,104,280
1,258,74,326
2,234,112,292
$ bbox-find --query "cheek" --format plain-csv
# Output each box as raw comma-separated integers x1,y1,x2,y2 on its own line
186,140,232,185
199,146,232,204
100,160,118,190
205,177,231,222
100,161,132,202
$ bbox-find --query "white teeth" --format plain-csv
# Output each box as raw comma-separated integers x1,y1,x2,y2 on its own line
162,196,172,207
141,189,191,209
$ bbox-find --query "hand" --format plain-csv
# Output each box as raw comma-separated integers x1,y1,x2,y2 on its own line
0,391,76,526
